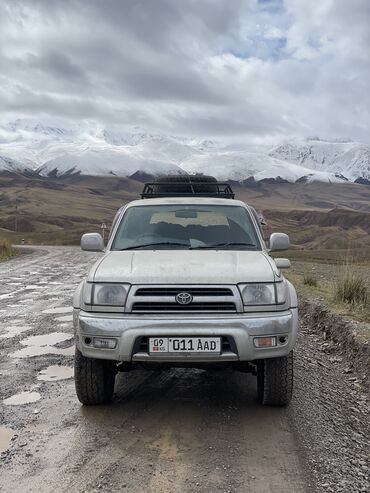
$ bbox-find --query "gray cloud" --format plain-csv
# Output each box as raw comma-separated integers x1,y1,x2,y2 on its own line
29,52,87,82
0,0,369,143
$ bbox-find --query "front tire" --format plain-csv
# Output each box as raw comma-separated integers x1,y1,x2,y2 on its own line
257,352,293,406
74,348,117,405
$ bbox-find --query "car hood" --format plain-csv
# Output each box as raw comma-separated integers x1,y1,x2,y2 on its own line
90,250,277,284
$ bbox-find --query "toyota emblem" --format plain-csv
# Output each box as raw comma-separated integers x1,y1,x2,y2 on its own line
175,292,193,305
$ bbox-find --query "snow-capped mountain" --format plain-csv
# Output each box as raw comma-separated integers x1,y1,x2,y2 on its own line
180,151,344,183
270,139,370,181
0,120,369,183
0,155,35,174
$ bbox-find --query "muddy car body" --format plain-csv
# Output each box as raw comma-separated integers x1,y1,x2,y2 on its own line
73,178,298,406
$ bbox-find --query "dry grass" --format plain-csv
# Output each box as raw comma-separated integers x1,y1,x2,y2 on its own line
303,272,318,287
0,239,17,260
284,248,370,264
287,259,370,324
333,271,368,306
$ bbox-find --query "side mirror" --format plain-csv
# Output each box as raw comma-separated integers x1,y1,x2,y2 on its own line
274,258,291,269
81,233,104,252
269,232,290,251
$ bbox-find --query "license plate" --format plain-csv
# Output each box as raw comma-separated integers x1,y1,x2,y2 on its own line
149,337,221,354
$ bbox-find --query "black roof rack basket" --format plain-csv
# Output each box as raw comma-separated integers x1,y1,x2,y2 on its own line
141,176,234,199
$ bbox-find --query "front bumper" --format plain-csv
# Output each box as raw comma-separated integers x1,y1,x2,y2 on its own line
74,308,298,363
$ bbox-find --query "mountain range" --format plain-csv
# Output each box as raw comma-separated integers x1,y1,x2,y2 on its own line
0,119,369,184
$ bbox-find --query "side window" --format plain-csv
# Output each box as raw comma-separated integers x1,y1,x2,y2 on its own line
250,207,264,237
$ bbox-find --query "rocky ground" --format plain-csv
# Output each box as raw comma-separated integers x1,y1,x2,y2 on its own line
292,311,369,492
0,247,369,493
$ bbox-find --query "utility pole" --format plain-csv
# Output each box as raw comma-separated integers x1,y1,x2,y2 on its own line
14,203,18,233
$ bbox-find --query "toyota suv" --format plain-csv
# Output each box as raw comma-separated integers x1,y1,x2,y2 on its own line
73,176,298,406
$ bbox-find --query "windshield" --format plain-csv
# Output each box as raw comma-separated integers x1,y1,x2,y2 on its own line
111,205,261,251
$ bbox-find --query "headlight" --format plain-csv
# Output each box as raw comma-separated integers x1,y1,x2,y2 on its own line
239,283,275,305
84,283,130,306
239,282,287,305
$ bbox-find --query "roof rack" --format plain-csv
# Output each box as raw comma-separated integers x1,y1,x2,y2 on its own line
141,180,235,199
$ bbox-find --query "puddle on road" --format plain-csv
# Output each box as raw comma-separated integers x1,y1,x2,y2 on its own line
55,314,73,322
58,323,71,331
0,325,32,339
37,365,74,381
11,345,74,358
0,292,17,300
21,332,72,346
0,426,14,454
3,391,41,406
19,293,35,299
42,306,72,315
10,332,74,359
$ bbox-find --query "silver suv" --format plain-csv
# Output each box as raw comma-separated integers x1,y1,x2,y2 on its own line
73,177,298,406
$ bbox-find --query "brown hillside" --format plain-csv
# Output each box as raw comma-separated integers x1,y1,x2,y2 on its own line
0,172,369,257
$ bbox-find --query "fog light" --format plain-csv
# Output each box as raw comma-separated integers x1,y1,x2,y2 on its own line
93,337,117,349
254,336,277,348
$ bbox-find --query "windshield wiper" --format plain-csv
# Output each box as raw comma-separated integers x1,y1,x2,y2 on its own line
118,242,189,250
190,242,257,250
119,241,257,251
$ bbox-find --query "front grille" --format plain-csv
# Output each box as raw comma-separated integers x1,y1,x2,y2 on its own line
132,302,236,313
126,285,242,314
135,287,233,297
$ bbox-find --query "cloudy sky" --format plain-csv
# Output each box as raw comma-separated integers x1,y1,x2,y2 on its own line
0,0,369,143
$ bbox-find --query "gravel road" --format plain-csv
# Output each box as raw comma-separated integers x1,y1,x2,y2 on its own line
0,247,368,493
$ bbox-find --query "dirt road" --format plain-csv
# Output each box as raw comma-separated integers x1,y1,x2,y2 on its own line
0,247,368,493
